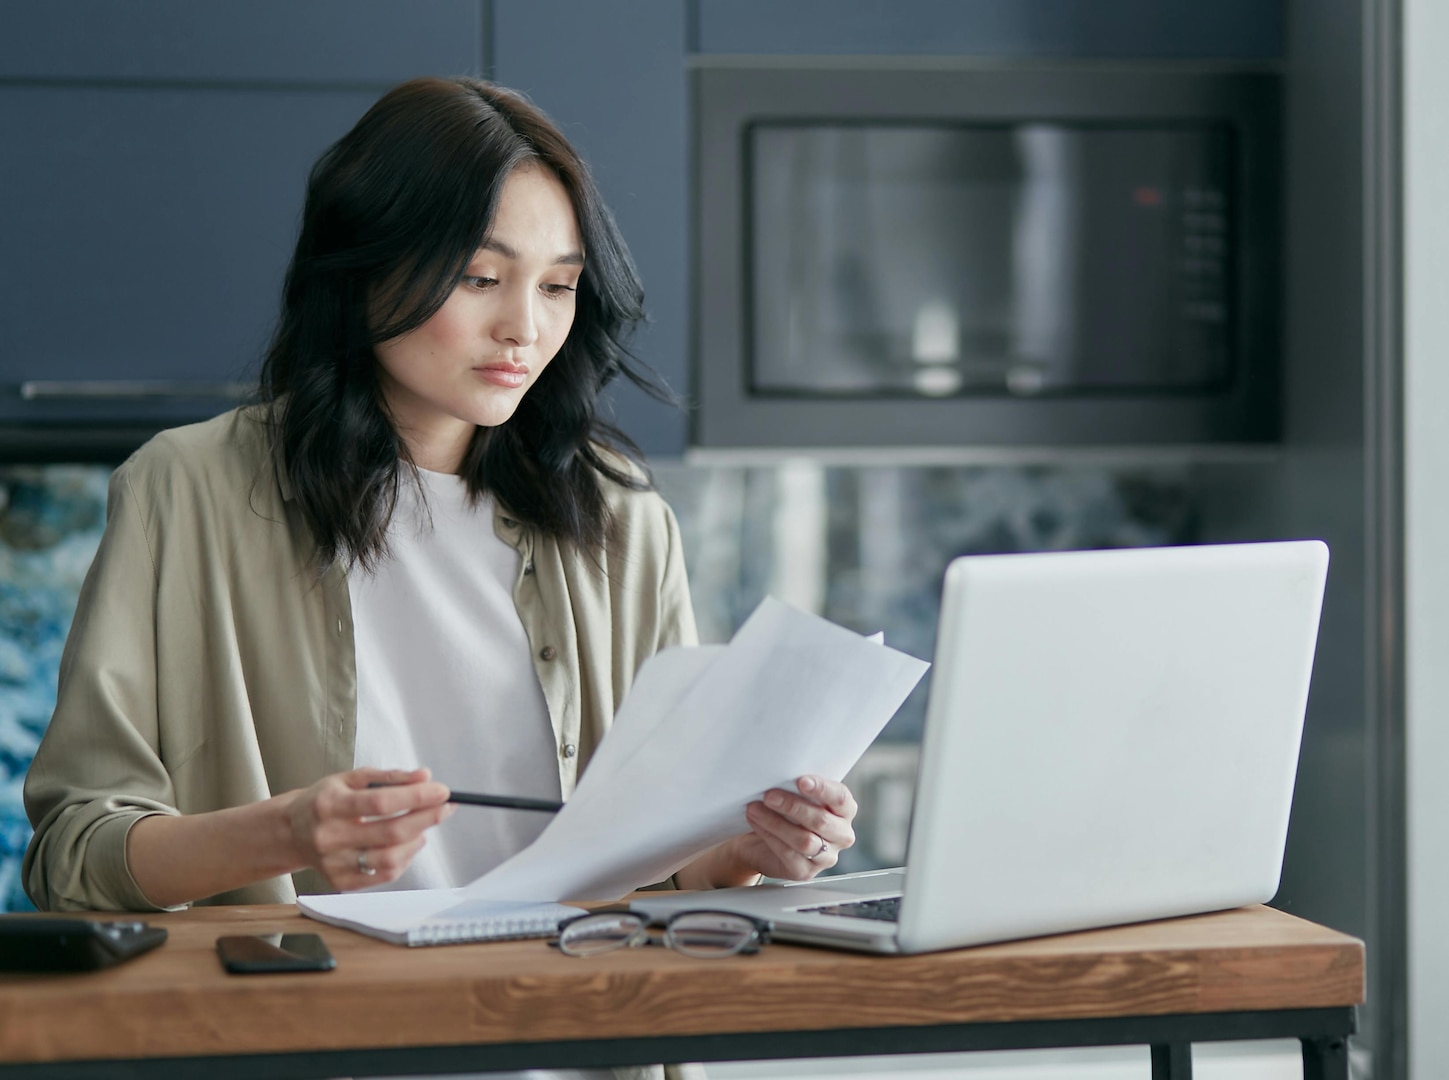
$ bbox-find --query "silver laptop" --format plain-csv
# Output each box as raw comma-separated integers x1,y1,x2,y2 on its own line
633,540,1328,954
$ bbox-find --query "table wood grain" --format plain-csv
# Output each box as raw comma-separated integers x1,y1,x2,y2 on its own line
0,902,1363,1066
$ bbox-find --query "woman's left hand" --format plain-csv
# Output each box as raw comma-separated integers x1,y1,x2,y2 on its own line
677,775,858,889
741,774,857,880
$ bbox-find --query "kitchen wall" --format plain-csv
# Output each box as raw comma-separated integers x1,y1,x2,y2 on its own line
6,11,1402,1080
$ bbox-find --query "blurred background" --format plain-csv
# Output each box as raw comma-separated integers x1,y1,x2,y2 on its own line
2,3,1447,1078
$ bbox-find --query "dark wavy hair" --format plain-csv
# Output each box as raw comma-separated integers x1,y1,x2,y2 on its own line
258,76,673,570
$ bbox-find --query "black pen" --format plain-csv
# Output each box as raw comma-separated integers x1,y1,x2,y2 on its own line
367,782,563,813
446,791,563,813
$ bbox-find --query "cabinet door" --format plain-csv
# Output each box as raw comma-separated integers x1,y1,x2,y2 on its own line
0,85,382,426
494,0,688,458
0,0,484,452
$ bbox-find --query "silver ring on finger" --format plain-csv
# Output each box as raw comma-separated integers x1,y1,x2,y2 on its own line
357,850,377,877
808,835,829,862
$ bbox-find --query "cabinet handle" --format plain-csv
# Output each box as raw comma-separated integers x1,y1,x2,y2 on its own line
19,380,251,401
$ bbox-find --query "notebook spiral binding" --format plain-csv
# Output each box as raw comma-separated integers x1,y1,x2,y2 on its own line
407,912,566,946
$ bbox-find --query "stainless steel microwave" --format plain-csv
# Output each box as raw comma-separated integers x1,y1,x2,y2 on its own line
692,61,1283,452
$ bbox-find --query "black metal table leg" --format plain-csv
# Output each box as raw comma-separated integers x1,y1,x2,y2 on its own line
1150,1043,1192,1079
1302,1035,1350,1080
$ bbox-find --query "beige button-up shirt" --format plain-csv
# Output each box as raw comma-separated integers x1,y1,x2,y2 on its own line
23,406,698,912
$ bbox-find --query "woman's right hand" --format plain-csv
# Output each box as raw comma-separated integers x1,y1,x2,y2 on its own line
282,766,453,890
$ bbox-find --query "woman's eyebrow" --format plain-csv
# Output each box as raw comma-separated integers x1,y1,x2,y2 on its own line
480,238,585,266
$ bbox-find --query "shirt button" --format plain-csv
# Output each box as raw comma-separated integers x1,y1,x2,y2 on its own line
523,561,535,575
563,743,577,759
336,618,343,635
539,646,557,662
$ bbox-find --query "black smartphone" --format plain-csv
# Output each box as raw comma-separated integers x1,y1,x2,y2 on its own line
215,933,336,974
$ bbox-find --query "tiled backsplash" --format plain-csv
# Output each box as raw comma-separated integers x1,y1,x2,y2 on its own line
0,467,109,911
655,462,1196,738
0,461,1193,909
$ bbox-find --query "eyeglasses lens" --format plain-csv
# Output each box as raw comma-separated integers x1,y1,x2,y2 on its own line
664,912,760,958
557,913,648,957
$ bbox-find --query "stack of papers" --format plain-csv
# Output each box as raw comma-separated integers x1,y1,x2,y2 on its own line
300,597,929,944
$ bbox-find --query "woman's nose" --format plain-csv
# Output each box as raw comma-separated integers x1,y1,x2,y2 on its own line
491,285,539,348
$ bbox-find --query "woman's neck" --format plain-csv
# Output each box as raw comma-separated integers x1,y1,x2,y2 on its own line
397,418,474,475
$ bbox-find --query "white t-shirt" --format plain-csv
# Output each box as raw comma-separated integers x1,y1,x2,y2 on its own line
349,470,611,1080
349,467,563,892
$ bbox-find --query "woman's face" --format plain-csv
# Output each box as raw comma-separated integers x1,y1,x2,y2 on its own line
374,162,584,473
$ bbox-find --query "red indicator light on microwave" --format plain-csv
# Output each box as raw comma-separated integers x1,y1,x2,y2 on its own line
1133,186,1164,207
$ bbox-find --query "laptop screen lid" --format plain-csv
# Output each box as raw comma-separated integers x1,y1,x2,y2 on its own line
896,539,1328,953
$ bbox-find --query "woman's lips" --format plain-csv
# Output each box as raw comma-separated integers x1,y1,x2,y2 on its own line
476,363,528,389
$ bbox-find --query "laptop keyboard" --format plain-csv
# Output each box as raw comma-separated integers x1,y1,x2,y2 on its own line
799,896,901,923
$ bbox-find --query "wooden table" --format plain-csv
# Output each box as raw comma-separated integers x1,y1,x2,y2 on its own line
0,902,1363,1080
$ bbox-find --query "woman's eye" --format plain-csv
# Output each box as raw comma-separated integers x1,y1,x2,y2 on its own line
542,283,577,298
464,275,497,289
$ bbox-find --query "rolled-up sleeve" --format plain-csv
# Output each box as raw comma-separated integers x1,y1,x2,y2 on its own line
23,465,182,912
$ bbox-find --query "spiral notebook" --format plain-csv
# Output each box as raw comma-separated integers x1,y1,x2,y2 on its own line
298,889,582,946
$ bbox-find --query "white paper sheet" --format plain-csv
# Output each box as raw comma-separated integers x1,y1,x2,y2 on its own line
299,888,465,937
461,597,929,902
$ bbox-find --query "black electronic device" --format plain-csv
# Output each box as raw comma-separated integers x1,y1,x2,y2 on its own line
0,916,168,972
215,932,336,974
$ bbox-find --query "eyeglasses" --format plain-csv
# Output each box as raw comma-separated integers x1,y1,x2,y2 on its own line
553,908,770,959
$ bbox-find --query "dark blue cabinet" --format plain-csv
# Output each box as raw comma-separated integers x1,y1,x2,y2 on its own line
0,85,382,423
493,0,690,459
0,1,484,456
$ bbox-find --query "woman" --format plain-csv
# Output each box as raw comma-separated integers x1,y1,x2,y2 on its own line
22,77,856,914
